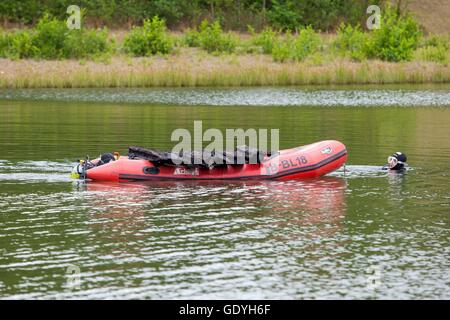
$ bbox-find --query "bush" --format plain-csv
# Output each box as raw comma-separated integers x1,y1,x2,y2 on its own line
251,27,279,54
272,35,292,62
291,26,320,61
268,0,302,31
0,15,114,60
272,27,320,62
123,16,173,56
267,0,384,32
366,7,421,62
0,30,39,59
334,23,368,61
183,28,201,47
63,28,114,59
32,14,68,59
196,20,237,54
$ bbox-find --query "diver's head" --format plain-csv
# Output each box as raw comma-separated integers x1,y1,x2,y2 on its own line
387,152,407,170
99,152,115,165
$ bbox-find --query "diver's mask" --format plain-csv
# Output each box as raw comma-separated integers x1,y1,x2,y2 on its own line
387,152,407,170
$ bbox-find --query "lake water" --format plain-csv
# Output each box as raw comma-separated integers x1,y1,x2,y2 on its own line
0,86,449,299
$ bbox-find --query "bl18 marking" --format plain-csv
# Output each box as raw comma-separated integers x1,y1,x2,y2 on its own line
281,156,308,169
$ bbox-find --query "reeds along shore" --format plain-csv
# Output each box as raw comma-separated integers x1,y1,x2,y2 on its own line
1,9,449,88
0,52,448,89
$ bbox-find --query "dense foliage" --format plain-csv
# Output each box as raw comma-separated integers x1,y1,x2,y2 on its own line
183,20,237,53
123,16,173,56
272,26,320,62
414,36,449,64
334,23,368,61
366,6,422,62
0,5,446,65
0,0,385,31
250,27,279,54
333,7,424,62
0,30,37,59
0,14,112,59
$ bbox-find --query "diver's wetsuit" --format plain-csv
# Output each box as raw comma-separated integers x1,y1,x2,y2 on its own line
382,165,407,171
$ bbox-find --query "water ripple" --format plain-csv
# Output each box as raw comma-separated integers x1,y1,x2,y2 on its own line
1,86,450,107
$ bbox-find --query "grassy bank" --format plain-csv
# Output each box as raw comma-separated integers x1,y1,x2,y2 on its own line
1,48,448,88
1,9,449,88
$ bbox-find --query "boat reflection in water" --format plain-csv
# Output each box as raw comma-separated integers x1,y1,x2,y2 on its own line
74,177,347,250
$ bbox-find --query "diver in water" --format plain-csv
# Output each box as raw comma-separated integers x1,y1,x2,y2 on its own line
383,152,407,171
71,152,120,179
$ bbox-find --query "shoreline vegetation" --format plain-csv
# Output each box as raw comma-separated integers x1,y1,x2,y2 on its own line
1,51,448,89
0,5,449,88
0,0,385,32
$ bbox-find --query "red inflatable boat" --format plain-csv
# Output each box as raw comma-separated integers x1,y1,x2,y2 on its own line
75,140,347,182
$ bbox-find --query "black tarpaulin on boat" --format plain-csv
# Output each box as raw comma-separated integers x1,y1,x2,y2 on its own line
128,146,268,168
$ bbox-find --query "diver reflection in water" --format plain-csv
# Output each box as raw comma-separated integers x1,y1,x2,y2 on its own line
381,152,408,202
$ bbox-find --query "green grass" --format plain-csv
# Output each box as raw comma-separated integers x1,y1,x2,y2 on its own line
0,13,449,89
1,53,448,89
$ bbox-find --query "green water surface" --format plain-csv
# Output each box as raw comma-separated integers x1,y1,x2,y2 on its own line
0,87,449,299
